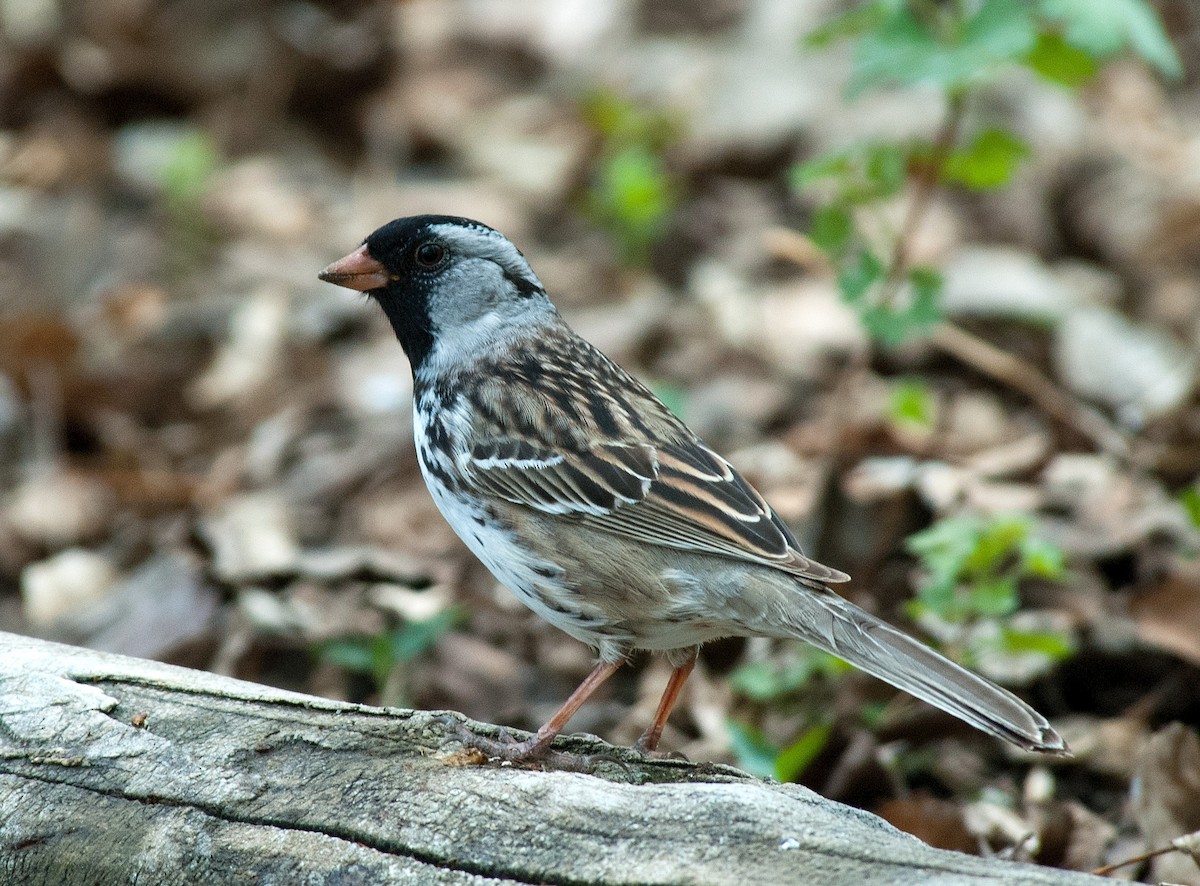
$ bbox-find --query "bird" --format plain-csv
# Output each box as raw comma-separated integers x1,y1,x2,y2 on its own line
319,214,1067,762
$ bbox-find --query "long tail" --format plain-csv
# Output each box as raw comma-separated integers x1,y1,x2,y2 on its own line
770,588,1068,754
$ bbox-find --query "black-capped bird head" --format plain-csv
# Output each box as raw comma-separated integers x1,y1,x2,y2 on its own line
319,215,552,372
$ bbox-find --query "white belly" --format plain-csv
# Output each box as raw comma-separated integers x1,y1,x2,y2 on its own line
413,404,623,650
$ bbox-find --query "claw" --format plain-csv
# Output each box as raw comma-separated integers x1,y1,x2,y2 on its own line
576,750,635,777
632,742,690,762
437,717,636,773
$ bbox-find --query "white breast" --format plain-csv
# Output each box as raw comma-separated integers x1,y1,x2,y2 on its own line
411,397,620,650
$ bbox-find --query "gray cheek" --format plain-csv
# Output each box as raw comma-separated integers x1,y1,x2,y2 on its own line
430,260,506,327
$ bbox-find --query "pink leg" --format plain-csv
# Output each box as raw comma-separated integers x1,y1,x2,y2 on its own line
635,655,697,753
451,660,622,761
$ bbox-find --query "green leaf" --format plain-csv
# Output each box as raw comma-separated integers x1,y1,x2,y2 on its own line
1039,0,1182,78
318,638,376,674
730,661,789,701
837,248,884,303
161,130,218,206
604,146,672,227
729,650,848,701
774,723,833,783
943,128,1030,190
1179,487,1200,529
650,381,688,420
962,515,1029,576
908,516,983,619
726,721,780,779
850,0,1038,93
319,608,462,687
809,204,853,255
1000,626,1077,661
908,514,1067,623
864,142,909,196
856,267,942,347
905,265,944,328
1024,31,1098,87
969,575,1021,618
1020,537,1066,579
792,151,854,191
857,700,891,730
385,608,463,664
889,378,936,428
806,2,889,48
588,144,675,264
580,90,679,148
793,143,908,204
580,90,628,139
909,516,978,578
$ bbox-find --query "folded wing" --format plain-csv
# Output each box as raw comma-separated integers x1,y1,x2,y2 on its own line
465,434,848,585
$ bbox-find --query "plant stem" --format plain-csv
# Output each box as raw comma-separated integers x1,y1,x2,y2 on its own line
1091,843,1179,877
883,89,967,295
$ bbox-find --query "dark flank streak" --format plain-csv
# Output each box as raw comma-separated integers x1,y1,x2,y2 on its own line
516,354,545,385
422,455,460,492
426,418,450,452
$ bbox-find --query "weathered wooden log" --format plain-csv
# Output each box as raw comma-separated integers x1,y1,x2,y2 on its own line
0,631,1103,885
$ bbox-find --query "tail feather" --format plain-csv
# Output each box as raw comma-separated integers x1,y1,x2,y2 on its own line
774,590,1068,754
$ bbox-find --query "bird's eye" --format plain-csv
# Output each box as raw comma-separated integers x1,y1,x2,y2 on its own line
414,242,447,268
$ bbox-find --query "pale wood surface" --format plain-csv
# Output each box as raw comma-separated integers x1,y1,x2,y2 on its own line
0,631,1104,885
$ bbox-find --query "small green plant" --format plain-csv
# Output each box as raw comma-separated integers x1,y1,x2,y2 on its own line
650,380,689,420
797,0,1181,345
318,607,463,707
888,377,937,430
159,128,221,279
727,719,834,783
906,514,1073,676
1179,485,1200,531
730,647,852,702
727,647,848,780
580,91,681,265
161,130,219,219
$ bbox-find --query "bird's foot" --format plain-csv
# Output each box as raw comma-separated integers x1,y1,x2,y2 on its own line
436,714,624,773
632,735,690,762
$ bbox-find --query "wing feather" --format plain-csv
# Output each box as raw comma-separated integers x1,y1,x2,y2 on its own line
465,436,848,584
456,338,847,585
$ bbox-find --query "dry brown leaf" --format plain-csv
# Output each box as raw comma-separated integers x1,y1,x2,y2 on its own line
878,793,976,855
1034,800,1117,872
1129,563,1200,667
1132,723,1200,884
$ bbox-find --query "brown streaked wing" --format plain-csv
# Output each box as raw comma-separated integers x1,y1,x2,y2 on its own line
581,438,849,584
466,433,848,585
468,439,657,516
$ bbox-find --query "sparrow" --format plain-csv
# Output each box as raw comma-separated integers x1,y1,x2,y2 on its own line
319,215,1067,761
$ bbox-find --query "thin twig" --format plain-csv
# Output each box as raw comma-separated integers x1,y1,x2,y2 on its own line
880,90,1139,464
781,75,1139,471
883,90,967,293
929,323,1135,462
1090,842,1177,877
